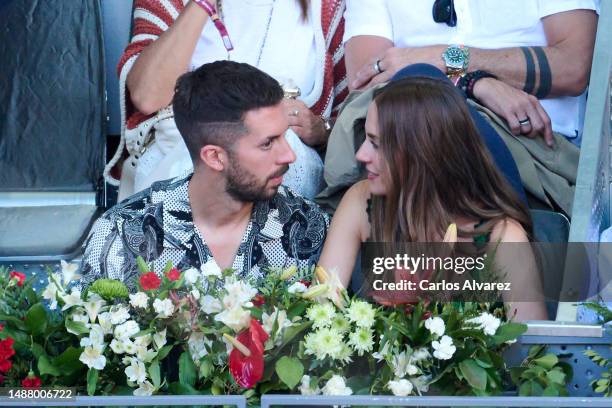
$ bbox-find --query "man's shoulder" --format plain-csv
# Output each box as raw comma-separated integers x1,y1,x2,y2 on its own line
273,186,330,221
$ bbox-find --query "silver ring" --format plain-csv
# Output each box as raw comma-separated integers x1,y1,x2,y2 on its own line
373,59,383,74
289,109,299,117
518,118,531,126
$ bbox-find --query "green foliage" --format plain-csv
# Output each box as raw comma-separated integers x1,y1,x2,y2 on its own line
510,345,571,396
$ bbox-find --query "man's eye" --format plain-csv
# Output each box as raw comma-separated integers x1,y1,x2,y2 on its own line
262,139,273,149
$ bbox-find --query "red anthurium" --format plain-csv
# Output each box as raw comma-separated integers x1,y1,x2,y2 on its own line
166,268,180,281
9,271,26,287
139,272,161,290
228,319,269,388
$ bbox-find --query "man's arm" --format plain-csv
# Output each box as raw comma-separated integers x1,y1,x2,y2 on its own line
350,9,598,97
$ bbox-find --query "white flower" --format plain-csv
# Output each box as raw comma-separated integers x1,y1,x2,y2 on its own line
346,300,376,328
184,267,201,285
336,343,353,365
411,375,431,394
61,289,83,311
200,295,223,314
109,305,130,325
124,358,147,384
152,329,167,350
425,316,445,337
321,375,352,396
330,315,351,334
190,289,201,300
129,292,149,309
61,260,81,284
466,312,501,336
262,307,292,337
222,277,257,309
133,380,155,396
387,379,414,396
304,328,344,360
124,340,137,355
372,336,391,362
348,327,374,355
79,345,106,370
288,281,308,294
411,348,431,362
201,259,222,279
188,332,212,360
83,294,105,323
42,283,59,310
214,306,251,332
299,375,321,395
110,338,125,354
392,350,411,378
153,298,175,318
306,304,336,329
67,309,90,334
136,346,157,363
97,312,113,334
432,335,456,360
80,324,105,348
114,320,140,340
134,334,152,348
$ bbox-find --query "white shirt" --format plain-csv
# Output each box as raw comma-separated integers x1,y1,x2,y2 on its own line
344,0,600,140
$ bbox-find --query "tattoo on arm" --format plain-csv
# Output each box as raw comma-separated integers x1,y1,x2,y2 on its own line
521,47,536,94
533,46,552,98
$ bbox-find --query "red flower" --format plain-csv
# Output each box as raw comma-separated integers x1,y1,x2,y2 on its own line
139,272,161,290
9,271,26,287
166,268,180,281
0,324,4,331
229,319,269,388
0,338,15,361
21,375,42,388
0,359,12,373
252,294,265,307
299,279,311,288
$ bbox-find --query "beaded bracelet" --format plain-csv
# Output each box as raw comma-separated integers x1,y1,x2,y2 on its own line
457,70,497,101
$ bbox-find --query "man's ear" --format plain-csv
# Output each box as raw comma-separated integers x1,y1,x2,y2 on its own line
199,145,227,172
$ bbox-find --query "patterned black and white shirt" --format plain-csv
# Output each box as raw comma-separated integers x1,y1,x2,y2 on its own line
80,174,330,290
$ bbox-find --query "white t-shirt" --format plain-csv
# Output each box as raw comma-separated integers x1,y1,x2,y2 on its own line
191,0,317,104
344,0,600,140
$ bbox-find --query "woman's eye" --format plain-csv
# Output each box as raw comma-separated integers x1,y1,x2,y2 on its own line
262,139,273,149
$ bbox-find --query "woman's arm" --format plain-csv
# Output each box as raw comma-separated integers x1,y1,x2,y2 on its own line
318,181,371,288
125,0,213,115
491,219,548,322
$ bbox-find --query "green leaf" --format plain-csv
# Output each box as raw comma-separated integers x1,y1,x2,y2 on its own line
518,380,543,396
199,358,213,380
491,323,527,345
53,347,84,374
156,344,173,360
65,319,90,335
31,343,45,358
542,385,560,396
275,356,304,390
87,368,98,396
149,360,161,388
136,256,151,274
0,313,27,330
546,369,566,385
179,351,197,387
168,382,199,395
533,353,558,370
38,354,61,376
24,303,47,336
459,359,487,391
280,321,312,347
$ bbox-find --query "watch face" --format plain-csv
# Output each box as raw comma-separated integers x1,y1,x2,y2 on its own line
444,47,465,67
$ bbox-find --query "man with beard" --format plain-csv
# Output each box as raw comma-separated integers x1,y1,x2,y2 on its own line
80,61,330,289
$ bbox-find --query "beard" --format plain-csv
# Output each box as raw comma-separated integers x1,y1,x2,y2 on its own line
225,160,289,203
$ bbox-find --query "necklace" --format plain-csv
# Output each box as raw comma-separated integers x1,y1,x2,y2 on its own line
218,0,277,67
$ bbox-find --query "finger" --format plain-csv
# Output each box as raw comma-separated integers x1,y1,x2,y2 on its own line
353,62,377,89
517,113,534,137
505,112,522,136
368,70,394,87
532,99,554,147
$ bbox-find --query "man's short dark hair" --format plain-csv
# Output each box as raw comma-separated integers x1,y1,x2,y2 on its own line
172,61,284,161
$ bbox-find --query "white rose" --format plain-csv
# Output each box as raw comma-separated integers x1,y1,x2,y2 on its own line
288,281,308,294
153,298,175,318
424,316,445,337
201,259,222,279
184,267,201,285
321,375,353,396
432,335,456,360
214,306,251,332
129,292,149,309
388,379,414,396
299,375,321,395
200,295,223,314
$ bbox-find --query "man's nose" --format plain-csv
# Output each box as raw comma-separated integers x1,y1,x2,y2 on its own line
278,135,297,164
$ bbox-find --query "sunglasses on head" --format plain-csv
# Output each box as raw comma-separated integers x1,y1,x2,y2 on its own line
432,0,457,27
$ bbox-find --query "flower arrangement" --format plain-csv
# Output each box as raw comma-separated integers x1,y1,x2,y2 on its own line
0,258,532,401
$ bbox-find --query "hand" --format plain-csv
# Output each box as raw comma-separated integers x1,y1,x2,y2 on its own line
282,99,327,146
473,78,554,147
352,45,446,90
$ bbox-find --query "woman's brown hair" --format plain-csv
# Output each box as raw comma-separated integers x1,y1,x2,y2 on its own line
368,77,532,243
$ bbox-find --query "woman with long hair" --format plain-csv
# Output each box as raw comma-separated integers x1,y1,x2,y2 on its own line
318,76,547,321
